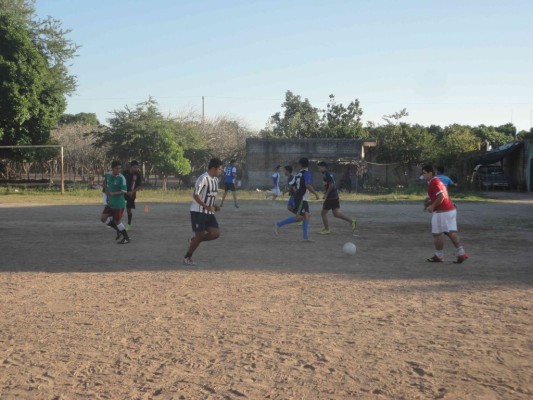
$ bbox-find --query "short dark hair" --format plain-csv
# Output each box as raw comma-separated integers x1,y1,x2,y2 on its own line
130,160,139,166
230,159,236,164
422,164,434,174
111,160,121,168
436,166,444,174
317,161,328,168
275,165,281,170
208,158,223,170
284,165,293,173
298,157,309,167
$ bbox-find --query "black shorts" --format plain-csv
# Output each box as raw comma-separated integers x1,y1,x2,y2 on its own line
190,211,219,232
125,196,136,209
224,182,236,192
293,198,310,216
322,198,340,210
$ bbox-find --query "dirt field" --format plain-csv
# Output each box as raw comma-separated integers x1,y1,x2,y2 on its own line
1,196,532,399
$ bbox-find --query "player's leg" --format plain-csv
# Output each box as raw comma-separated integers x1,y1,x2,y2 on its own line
319,208,330,233
427,213,444,261
184,212,205,264
113,208,130,244
101,206,120,235
232,188,238,208
220,190,228,207
444,209,468,263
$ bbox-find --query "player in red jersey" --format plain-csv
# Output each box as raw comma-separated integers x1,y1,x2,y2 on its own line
421,165,468,264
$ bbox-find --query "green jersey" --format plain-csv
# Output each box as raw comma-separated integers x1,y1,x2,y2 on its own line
106,173,127,209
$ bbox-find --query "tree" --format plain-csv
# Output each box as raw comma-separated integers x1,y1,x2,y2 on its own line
51,115,105,182
262,91,321,138
321,95,365,138
0,0,78,154
95,98,192,190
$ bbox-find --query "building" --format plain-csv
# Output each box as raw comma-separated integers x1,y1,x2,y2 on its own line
244,138,376,190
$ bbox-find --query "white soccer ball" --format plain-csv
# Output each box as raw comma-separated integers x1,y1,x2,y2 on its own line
343,242,357,255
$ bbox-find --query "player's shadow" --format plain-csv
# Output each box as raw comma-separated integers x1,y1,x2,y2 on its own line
0,203,531,287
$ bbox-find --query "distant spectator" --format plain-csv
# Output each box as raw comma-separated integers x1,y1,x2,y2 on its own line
436,166,457,188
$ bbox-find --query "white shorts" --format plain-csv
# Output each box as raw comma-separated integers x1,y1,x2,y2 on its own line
431,208,457,234
271,187,281,196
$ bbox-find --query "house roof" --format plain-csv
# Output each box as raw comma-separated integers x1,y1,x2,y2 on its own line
474,141,523,165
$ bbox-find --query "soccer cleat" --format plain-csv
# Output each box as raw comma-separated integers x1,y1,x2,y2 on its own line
118,237,130,244
274,222,280,236
183,257,196,266
351,219,357,231
427,255,444,262
317,229,331,235
453,253,469,264
303,239,315,243
125,224,131,231
297,221,303,226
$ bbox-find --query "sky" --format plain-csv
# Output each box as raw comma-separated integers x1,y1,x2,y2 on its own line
34,0,533,132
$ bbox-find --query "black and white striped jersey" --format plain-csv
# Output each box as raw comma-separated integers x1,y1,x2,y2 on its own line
190,172,219,214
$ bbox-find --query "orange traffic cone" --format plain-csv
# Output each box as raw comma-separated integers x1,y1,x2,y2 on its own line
144,205,150,213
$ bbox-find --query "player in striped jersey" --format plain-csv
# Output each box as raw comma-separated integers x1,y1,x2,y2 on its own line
183,158,223,266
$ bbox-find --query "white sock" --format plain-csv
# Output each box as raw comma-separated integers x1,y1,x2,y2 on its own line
117,223,126,231
456,246,465,256
436,251,444,258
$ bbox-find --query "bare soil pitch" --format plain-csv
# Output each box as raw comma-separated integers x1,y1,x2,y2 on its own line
0,198,532,399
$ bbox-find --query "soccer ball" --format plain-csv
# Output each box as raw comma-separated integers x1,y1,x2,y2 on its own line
342,242,357,255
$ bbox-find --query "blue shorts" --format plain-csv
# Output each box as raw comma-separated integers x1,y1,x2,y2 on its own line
190,212,219,232
287,196,295,210
224,182,236,191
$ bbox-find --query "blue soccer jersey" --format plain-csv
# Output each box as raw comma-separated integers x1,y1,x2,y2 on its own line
223,164,236,184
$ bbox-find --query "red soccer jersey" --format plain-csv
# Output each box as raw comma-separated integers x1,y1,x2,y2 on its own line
427,177,455,212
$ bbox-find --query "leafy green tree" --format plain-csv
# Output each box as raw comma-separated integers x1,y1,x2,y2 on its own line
95,98,192,190
517,128,533,140
320,95,365,138
59,113,100,126
0,0,78,154
262,91,321,138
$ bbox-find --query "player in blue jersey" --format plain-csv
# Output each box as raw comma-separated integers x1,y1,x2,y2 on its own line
219,159,239,208
316,161,357,235
267,165,282,204
184,158,223,266
283,165,296,213
436,166,457,188
274,158,320,241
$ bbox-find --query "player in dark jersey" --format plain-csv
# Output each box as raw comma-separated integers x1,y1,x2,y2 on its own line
274,158,320,241
317,161,357,235
123,160,142,230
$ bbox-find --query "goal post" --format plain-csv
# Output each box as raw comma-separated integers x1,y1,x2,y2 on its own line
0,145,65,194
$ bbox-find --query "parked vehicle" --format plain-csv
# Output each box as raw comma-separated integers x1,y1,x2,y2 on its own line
472,164,511,190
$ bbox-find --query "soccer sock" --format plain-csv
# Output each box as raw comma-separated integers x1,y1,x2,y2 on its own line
128,214,132,225
117,223,129,239
185,252,192,259
106,219,119,232
456,246,465,256
436,250,444,258
277,216,297,227
302,220,309,240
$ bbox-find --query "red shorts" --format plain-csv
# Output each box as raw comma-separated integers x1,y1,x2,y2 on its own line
102,206,124,223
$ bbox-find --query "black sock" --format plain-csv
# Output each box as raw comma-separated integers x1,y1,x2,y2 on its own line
185,252,192,259
107,221,119,232
128,214,132,225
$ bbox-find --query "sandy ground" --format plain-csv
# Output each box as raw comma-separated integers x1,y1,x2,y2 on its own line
0,195,532,399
